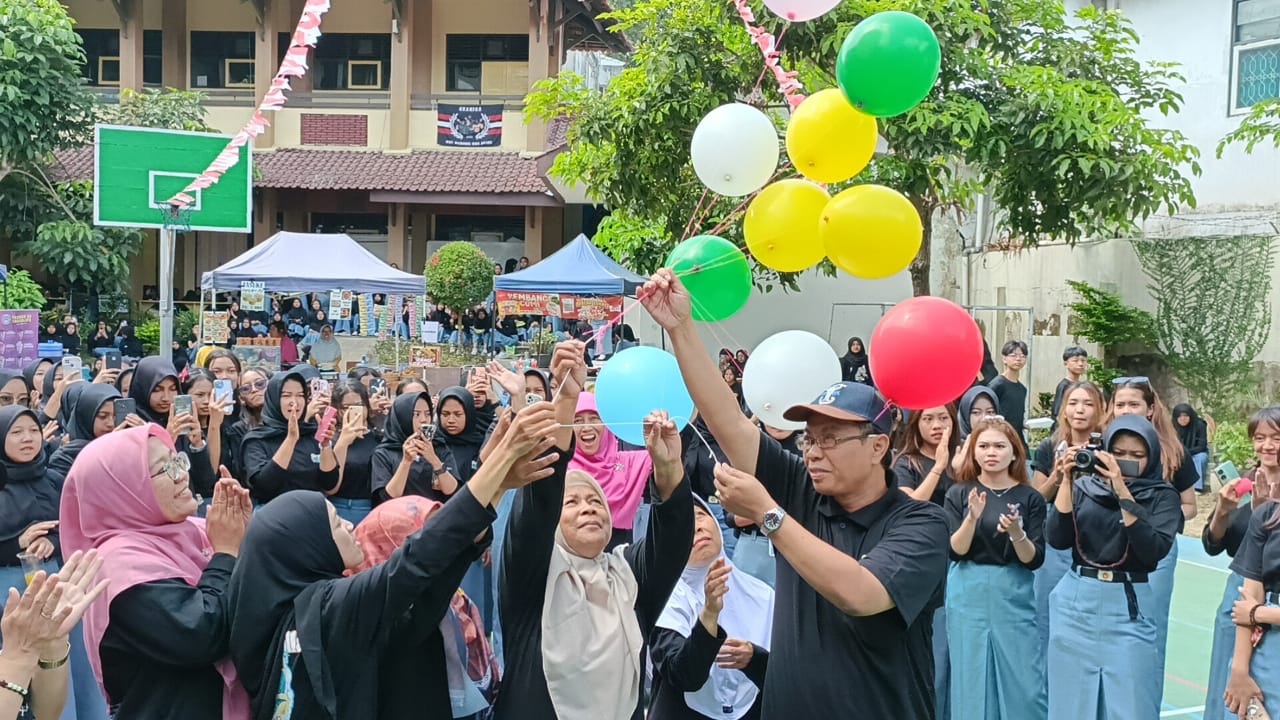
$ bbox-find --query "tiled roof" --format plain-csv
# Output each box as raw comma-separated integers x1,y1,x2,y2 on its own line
545,116,571,150
254,148,550,193
50,146,550,195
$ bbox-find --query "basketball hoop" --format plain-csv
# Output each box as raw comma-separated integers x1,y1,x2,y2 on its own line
157,203,194,234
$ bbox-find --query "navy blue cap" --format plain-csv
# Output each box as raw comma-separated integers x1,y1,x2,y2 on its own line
783,382,893,435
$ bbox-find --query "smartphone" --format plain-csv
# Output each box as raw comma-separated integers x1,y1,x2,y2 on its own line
347,405,366,428
316,406,339,444
104,351,122,370
213,379,234,407
1055,440,1068,458
1216,461,1241,482
61,356,82,377
309,378,331,399
173,394,194,419
113,398,136,427
526,393,544,406
420,424,436,441
370,378,387,397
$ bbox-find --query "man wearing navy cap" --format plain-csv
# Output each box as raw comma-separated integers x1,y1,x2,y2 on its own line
642,269,949,720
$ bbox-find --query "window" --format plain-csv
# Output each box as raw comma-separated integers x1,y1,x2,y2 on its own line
190,31,254,89
445,34,529,92
1233,0,1280,110
308,33,390,91
76,29,162,86
435,215,524,243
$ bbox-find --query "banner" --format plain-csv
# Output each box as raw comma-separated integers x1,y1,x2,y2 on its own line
202,311,230,344
0,310,40,371
437,104,504,148
240,281,266,312
329,290,352,320
232,338,282,371
495,291,623,321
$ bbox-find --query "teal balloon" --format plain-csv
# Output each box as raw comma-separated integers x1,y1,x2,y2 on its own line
664,235,752,322
836,11,941,118
594,346,695,446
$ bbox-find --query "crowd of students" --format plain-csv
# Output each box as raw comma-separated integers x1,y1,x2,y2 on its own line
0,268,1274,719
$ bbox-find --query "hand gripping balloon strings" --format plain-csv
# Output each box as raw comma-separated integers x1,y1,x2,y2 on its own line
732,0,807,113
164,0,333,208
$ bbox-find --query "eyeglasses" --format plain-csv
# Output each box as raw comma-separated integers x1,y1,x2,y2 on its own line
239,379,268,394
1111,376,1150,386
152,452,191,481
0,394,29,407
800,432,878,452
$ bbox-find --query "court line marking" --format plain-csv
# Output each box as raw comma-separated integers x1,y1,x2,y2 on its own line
1160,706,1205,718
1177,559,1231,574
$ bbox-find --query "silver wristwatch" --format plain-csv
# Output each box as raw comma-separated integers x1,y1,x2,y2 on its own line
760,507,786,536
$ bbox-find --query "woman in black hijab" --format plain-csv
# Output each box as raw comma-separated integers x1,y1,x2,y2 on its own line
240,369,339,504
21,359,50,410
1172,403,1210,492
118,325,144,358
114,366,135,397
434,387,492,483
131,356,217,503
371,391,459,505
840,337,872,386
957,385,1000,440
0,369,30,410
45,383,124,488
0,407,60,591
226,402,559,720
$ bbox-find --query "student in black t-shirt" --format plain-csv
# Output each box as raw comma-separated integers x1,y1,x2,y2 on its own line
1222,498,1280,719
945,416,1047,717
1049,347,1088,432
1046,415,1180,720
987,341,1028,452
641,269,949,719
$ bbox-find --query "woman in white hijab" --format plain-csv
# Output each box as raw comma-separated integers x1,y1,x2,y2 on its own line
493,339,693,720
306,324,343,371
650,495,773,720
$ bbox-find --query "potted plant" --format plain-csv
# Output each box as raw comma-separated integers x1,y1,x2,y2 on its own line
528,328,558,369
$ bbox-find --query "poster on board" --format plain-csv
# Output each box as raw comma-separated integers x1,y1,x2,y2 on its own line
0,310,40,370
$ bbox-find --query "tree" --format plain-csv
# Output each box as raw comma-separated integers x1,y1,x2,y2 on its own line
1218,98,1280,156
0,270,47,311
0,0,95,184
424,243,494,316
1065,279,1157,387
528,0,1200,296
100,87,217,132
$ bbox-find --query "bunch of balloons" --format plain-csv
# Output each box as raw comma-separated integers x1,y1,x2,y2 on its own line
594,346,695,445
680,10,941,319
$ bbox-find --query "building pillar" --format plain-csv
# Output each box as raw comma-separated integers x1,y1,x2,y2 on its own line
387,204,408,268
525,0,558,152
254,1,279,149
409,208,430,273
412,0,433,99
524,207,544,262
119,0,146,92
254,189,278,244
161,0,187,88
389,0,414,150
288,0,314,93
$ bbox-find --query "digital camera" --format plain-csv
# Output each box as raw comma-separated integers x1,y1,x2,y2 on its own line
1072,433,1105,474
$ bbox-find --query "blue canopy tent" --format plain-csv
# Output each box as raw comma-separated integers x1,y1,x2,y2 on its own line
494,234,646,295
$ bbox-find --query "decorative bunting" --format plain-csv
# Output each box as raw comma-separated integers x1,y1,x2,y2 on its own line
732,0,806,112
165,0,333,209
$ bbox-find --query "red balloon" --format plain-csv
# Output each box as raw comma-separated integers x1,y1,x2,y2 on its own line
869,297,983,410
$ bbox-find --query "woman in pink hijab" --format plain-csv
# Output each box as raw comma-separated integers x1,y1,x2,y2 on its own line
570,392,654,547
58,424,252,719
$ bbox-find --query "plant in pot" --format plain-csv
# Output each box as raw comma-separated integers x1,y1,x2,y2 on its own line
528,329,558,369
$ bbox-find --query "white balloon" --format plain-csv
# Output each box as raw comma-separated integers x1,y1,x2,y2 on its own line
742,330,843,430
690,103,780,197
762,0,842,22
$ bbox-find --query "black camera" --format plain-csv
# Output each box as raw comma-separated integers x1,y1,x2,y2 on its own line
1072,433,1105,474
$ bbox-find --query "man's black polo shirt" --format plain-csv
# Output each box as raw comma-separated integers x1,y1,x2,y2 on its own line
755,434,949,719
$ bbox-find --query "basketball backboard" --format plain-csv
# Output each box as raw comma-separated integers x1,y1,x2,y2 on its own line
93,124,252,233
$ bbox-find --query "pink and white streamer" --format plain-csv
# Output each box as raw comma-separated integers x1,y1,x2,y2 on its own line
166,0,332,207
732,0,806,112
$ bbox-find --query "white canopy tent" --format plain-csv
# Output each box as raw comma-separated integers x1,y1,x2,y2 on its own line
201,231,425,294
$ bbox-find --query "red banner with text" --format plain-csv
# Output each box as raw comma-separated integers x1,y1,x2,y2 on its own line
495,291,623,321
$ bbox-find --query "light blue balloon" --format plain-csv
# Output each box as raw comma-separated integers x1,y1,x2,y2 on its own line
594,346,695,446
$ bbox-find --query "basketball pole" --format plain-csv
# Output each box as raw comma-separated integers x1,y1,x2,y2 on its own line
159,226,175,359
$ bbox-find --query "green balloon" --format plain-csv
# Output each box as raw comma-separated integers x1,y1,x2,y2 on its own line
665,235,752,322
836,11,941,118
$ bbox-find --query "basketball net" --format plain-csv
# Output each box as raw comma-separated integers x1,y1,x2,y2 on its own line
158,203,194,233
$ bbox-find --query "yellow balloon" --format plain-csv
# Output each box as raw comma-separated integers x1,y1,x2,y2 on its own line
820,184,922,279
743,179,830,272
786,88,878,184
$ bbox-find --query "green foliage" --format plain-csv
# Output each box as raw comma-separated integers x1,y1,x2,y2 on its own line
0,270,46,311
529,0,1200,296
1212,420,1254,469
135,320,160,356
0,0,94,181
1085,357,1124,389
98,88,217,132
423,242,494,316
1133,236,1274,416
1218,98,1280,157
1066,280,1156,386
174,309,199,346
16,182,144,294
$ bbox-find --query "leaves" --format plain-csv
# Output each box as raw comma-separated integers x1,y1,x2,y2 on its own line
1065,279,1158,349
99,88,217,132
423,243,495,316
1218,98,1280,157
0,269,46,311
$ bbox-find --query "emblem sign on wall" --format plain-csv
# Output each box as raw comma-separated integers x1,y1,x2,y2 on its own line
436,104,504,148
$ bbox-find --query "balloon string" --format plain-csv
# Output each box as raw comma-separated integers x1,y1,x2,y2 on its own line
682,189,712,241
731,0,807,112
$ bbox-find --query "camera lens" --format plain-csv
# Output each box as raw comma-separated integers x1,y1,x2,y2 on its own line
1073,449,1094,469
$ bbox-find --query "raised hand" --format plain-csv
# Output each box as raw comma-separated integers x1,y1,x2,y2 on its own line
49,549,109,638
206,479,250,557
996,505,1022,537
502,436,559,490
639,268,693,330
643,410,683,470
967,487,987,521
485,360,523,398
717,637,755,670
503,402,559,457
549,341,587,398
0,572,69,657
701,558,731,619
714,464,773,523
934,425,952,467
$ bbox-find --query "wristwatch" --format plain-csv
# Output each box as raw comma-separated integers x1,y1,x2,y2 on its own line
760,507,786,536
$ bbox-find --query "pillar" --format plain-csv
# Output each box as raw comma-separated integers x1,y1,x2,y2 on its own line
412,0,432,98
524,207,544,262
254,189,279,245
161,0,187,88
254,0,279,149
525,0,558,152
288,0,314,93
389,0,414,150
387,204,408,268
119,0,145,92
409,208,430,272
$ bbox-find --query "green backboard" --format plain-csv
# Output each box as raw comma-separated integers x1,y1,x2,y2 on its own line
94,124,252,232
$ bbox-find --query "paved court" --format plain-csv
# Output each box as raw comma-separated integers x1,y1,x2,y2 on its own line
1161,535,1233,719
